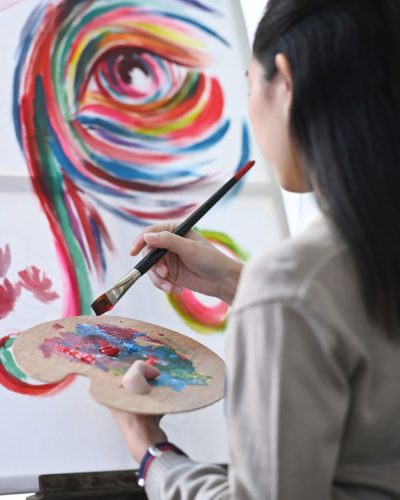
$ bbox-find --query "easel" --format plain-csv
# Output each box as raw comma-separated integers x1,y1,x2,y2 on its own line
27,470,147,499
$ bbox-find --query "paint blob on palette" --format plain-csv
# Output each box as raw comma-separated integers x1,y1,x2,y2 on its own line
13,316,224,414
41,322,211,392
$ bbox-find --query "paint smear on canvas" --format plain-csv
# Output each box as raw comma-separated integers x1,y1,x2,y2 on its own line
0,244,69,395
0,245,59,320
40,323,211,392
168,229,249,333
0,334,74,396
0,0,28,12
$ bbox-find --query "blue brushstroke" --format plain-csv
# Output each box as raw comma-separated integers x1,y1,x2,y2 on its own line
162,11,229,47
89,217,107,272
43,323,212,392
175,0,221,16
13,4,46,146
76,117,230,154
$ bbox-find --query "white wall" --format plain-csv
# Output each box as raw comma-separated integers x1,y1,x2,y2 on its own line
239,0,321,235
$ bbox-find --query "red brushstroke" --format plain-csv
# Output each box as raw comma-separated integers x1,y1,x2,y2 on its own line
56,345,96,364
64,178,114,279
0,244,70,396
0,244,11,277
0,279,21,320
19,34,82,317
168,79,224,141
0,334,75,396
19,266,59,303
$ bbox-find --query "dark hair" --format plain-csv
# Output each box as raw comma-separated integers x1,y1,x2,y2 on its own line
253,0,400,336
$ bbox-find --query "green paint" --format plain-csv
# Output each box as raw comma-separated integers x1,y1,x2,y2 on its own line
0,337,27,380
34,80,92,314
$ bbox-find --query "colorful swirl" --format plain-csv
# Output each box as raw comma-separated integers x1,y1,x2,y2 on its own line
168,229,250,333
13,0,249,317
6,0,250,396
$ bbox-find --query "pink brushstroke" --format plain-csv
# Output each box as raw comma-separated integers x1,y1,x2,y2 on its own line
0,0,28,12
0,244,11,277
0,279,21,319
18,266,59,303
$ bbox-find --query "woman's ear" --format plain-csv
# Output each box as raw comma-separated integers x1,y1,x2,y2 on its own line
275,53,293,115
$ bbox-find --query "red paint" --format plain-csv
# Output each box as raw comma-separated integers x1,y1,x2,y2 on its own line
0,334,75,396
234,160,256,181
99,345,120,356
0,279,21,320
146,355,159,366
52,323,64,330
170,78,224,141
18,266,59,303
98,324,140,341
56,345,96,364
0,244,11,277
65,177,113,279
0,362,74,396
91,294,113,316
20,93,82,317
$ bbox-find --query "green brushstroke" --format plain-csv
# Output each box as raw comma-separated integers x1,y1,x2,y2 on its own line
168,229,250,333
34,79,92,314
0,337,27,380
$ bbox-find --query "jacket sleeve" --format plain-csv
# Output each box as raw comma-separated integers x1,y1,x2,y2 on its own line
145,299,349,500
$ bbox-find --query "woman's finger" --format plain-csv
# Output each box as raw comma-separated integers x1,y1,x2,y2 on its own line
147,269,174,294
155,263,168,278
122,360,160,395
130,222,180,256
143,231,196,259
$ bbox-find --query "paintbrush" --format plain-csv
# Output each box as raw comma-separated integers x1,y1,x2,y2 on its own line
91,160,256,316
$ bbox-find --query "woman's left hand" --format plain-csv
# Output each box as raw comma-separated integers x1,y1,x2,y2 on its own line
110,361,167,463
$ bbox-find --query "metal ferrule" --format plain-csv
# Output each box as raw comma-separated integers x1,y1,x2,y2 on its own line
106,268,141,305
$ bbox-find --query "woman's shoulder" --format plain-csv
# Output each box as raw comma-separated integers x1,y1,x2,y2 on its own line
234,217,351,313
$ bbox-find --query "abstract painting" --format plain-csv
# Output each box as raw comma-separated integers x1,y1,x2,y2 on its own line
0,0,254,398
13,0,250,316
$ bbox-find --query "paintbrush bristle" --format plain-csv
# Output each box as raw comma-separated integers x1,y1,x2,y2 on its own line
91,293,113,316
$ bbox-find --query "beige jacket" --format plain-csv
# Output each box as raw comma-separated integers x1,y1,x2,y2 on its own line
145,219,400,499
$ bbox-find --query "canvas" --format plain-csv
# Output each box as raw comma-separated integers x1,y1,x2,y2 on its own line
0,0,287,493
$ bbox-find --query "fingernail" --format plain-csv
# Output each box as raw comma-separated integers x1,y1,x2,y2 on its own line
156,264,168,278
144,232,157,241
160,283,171,293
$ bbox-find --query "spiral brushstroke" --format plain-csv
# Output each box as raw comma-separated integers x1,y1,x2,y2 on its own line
6,0,250,396
13,0,249,316
168,229,250,333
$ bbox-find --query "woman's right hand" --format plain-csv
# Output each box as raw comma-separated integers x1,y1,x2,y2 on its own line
130,222,243,305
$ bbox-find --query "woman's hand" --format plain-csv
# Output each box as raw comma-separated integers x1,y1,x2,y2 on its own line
110,361,167,463
130,222,243,305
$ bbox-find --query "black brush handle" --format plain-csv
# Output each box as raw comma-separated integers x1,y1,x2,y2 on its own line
135,177,236,275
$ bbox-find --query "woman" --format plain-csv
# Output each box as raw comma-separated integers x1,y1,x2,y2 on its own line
112,0,400,498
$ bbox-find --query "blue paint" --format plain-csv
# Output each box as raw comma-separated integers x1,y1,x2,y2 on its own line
41,323,211,392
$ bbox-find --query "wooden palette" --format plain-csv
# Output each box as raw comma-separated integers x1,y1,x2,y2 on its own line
13,315,225,415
